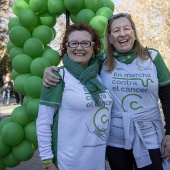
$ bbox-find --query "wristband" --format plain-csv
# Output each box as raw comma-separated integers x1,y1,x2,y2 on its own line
42,159,52,164
43,163,53,169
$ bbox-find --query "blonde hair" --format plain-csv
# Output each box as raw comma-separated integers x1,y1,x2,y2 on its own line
104,13,150,72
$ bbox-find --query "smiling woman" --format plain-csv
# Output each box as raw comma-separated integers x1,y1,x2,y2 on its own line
100,13,170,170
108,17,136,53
36,23,113,170
65,31,95,67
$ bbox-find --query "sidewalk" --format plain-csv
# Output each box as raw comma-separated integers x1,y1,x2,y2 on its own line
0,96,111,170
0,97,43,170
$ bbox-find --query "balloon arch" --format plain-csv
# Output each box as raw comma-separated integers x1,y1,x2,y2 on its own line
0,0,114,169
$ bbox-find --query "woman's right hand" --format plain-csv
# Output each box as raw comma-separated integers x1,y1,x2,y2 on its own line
43,163,58,170
43,66,61,87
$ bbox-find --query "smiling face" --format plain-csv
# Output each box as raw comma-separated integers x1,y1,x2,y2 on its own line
108,17,136,53
66,31,94,67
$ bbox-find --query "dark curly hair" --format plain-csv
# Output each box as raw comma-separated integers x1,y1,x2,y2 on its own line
60,23,102,58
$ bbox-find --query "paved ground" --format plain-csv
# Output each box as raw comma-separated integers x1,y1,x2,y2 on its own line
0,96,111,170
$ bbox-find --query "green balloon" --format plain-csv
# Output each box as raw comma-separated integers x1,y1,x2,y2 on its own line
0,160,6,170
27,98,40,118
83,0,102,12
29,0,47,14
11,106,32,127
14,73,31,95
24,121,37,142
8,17,21,30
77,9,95,24
2,151,20,168
11,69,20,81
48,0,65,17
32,140,38,150
24,0,30,3
19,9,38,29
42,49,60,66
32,25,54,46
64,0,83,13
9,26,31,47
0,117,11,133
24,38,44,59
30,57,51,78
44,45,52,51
1,123,24,146
23,95,33,106
0,136,11,157
12,54,33,74
101,0,115,11
70,12,77,23
96,7,113,19
7,40,15,52
39,12,56,28
51,27,56,40
12,139,34,161
12,0,29,16
32,142,38,151
24,76,43,98
9,46,24,61
89,15,108,37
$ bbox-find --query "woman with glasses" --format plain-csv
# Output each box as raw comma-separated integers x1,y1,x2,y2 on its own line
36,23,113,170
43,13,170,170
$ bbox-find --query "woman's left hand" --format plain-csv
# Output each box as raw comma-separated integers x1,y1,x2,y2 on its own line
161,136,170,159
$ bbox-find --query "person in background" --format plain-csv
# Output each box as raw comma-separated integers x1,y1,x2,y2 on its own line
36,23,113,170
1,73,12,105
43,13,170,170
0,72,4,88
14,89,20,104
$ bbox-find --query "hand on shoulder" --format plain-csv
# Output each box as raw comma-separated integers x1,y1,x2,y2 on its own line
43,66,61,87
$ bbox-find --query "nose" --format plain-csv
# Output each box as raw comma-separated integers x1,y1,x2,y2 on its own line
120,29,126,36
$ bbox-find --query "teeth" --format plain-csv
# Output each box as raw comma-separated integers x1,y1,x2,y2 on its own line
75,53,84,56
120,40,128,43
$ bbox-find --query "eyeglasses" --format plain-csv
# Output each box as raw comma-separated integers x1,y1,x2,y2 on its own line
66,41,95,48
108,13,131,23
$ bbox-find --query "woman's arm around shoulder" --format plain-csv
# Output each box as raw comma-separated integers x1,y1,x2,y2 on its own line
43,66,61,87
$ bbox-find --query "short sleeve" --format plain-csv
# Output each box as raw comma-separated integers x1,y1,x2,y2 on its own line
149,48,170,86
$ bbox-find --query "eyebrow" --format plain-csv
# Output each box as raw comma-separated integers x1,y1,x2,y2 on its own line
112,25,132,30
68,39,92,42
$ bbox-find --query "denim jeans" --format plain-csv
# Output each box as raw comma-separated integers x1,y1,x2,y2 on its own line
1,89,10,104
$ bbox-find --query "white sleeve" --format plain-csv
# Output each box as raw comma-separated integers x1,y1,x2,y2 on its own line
36,104,57,161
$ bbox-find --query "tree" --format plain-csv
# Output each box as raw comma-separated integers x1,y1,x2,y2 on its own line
0,0,14,74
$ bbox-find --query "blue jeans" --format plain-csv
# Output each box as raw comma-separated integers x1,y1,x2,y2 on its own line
1,89,10,104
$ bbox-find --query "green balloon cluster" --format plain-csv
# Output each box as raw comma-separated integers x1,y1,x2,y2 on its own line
1,0,115,169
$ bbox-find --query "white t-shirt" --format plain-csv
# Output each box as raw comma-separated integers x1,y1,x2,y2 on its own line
37,68,113,170
100,49,170,169
100,54,161,149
